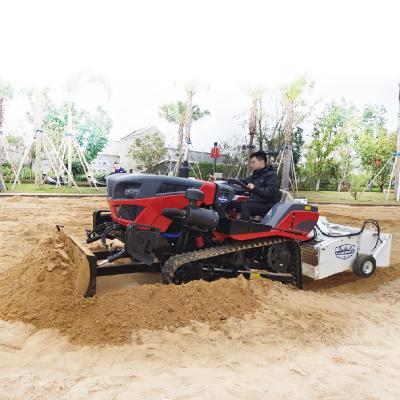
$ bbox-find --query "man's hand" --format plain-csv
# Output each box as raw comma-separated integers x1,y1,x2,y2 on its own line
247,183,255,191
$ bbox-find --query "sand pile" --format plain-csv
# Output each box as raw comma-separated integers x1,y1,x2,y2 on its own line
1,199,400,399
0,235,266,345
0,234,352,346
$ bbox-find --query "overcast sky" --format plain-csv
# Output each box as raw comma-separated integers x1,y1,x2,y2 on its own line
1,0,399,151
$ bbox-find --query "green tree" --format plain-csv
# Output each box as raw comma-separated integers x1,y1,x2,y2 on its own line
75,106,112,164
306,101,353,191
281,78,312,144
28,96,112,173
0,78,14,190
335,112,359,191
128,131,167,173
349,173,368,200
355,130,396,192
292,127,305,165
355,104,394,192
3,134,24,180
360,104,386,135
159,101,210,150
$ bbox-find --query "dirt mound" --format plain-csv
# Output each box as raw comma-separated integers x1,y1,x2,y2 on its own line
304,263,400,294
0,235,264,345
0,234,353,346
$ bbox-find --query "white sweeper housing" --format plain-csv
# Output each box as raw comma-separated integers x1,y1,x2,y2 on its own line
301,216,392,280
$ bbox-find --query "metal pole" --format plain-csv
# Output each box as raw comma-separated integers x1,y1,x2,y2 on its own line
56,138,67,186
395,83,400,201
34,129,43,189
362,155,393,193
386,157,396,200
0,133,6,190
280,144,293,192
67,104,73,186
12,141,32,190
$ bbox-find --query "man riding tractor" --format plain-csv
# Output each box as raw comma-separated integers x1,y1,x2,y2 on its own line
228,151,281,221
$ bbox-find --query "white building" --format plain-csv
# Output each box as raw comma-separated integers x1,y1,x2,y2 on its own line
90,127,163,175
119,126,162,172
90,126,225,176
90,140,121,175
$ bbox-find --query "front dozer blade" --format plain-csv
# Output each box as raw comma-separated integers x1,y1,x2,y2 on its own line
57,226,97,297
56,226,162,297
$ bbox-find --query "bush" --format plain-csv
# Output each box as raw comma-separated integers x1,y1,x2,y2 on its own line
189,162,224,180
349,174,368,200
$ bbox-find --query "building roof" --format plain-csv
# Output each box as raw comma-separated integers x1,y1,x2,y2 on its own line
120,126,159,141
163,147,225,164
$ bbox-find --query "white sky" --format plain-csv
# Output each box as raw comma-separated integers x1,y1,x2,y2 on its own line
1,0,399,150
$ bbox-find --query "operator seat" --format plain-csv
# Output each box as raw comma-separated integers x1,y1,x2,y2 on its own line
251,190,293,223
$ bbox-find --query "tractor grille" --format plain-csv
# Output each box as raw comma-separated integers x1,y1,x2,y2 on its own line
110,182,142,199
157,183,191,194
117,205,144,221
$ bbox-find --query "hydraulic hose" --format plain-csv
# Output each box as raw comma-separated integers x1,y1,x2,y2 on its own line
315,219,382,253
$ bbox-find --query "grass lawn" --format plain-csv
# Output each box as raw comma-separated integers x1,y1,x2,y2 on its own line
1,183,398,204
2,183,106,195
298,190,399,205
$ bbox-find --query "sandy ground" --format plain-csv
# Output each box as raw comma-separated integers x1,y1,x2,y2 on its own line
0,197,399,399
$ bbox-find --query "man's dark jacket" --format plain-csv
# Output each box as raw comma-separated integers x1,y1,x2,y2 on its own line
242,166,281,203
111,167,127,174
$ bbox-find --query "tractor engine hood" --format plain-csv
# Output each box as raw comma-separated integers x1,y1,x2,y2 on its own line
106,174,203,200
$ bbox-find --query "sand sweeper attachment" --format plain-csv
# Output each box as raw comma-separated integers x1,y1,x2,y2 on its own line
57,174,392,297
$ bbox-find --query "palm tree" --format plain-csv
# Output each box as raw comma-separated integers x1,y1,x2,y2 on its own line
63,71,111,186
282,78,308,144
0,78,14,190
395,82,400,200
245,86,265,174
159,101,210,151
280,78,309,191
33,89,45,189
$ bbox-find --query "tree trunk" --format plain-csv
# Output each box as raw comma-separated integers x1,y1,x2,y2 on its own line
33,90,44,189
0,97,4,128
67,104,73,186
280,102,294,191
176,84,195,177
247,98,257,175
184,88,194,144
315,177,320,191
394,83,400,200
0,97,5,191
177,123,184,152
257,98,263,151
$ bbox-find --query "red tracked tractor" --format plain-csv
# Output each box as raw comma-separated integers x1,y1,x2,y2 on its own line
58,173,320,297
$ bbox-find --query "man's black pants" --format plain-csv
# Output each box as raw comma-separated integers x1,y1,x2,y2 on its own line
230,200,275,221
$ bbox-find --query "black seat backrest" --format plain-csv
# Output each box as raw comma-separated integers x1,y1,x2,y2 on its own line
261,202,318,229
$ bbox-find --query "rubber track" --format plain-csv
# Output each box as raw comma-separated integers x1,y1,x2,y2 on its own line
162,236,291,283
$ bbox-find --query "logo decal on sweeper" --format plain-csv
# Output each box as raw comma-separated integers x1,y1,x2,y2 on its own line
335,244,355,260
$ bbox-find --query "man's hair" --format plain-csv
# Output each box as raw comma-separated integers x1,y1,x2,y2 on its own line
113,161,119,165
250,151,267,163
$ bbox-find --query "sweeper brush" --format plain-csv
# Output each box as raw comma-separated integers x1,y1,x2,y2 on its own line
58,174,392,297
